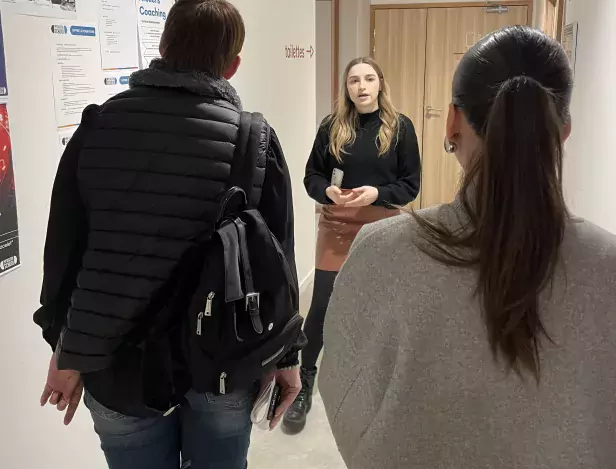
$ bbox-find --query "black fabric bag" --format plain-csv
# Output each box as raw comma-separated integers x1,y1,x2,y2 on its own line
83,111,303,416
183,112,303,396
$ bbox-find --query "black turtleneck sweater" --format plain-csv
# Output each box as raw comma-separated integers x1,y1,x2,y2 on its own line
304,110,421,207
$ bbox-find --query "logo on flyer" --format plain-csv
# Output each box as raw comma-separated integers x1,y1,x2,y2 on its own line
0,255,17,271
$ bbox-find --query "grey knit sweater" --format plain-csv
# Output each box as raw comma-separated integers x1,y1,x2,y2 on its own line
320,202,616,469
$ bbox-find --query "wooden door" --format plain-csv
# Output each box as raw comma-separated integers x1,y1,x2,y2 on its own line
373,8,428,209
420,6,528,208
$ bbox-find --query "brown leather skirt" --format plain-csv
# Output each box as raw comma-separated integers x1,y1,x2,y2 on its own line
315,204,400,272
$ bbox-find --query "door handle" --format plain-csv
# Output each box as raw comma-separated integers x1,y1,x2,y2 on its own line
426,106,443,117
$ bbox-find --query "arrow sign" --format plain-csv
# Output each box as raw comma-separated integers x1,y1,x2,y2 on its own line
284,45,315,59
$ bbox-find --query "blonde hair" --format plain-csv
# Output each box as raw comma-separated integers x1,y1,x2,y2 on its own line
327,57,399,163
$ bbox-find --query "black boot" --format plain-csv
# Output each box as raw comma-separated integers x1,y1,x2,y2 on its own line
282,367,317,435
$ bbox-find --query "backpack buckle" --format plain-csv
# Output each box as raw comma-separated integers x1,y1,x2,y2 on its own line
245,292,260,310
246,293,264,334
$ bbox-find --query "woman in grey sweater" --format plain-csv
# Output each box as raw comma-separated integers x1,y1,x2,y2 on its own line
320,26,616,469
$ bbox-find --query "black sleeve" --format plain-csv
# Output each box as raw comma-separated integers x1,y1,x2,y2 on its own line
258,126,306,368
258,126,297,283
304,122,332,205
374,115,421,207
33,106,96,351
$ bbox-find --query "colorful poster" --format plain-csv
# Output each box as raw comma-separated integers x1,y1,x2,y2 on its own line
0,104,20,277
50,22,102,128
136,0,173,68
1,0,76,19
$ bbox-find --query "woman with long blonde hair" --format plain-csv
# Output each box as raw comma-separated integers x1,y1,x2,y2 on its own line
283,57,421,434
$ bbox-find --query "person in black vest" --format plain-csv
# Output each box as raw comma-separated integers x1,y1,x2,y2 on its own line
34,1,303,468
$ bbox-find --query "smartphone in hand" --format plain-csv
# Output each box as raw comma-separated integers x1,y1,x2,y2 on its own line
267,384,281,421
331,168,344,188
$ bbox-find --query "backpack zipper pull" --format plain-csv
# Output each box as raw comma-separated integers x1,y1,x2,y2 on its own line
196,312,203,336
205,292,215,317
196,292,215,336
219,372,227,395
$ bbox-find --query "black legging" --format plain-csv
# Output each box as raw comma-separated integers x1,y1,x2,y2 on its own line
302,269,338,371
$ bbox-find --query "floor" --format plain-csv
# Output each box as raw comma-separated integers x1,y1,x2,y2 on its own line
246,208,345,468
248,392,346,468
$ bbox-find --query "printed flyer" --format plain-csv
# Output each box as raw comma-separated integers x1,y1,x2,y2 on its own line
0,103,20,277
136,0,174,68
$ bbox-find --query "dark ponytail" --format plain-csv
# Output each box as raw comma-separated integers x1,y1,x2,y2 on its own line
474,76,567,380
413,27,573,381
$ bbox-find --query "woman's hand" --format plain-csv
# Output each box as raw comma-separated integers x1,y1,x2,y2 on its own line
344,186,379,207
325,185,353,205
40,353,83,425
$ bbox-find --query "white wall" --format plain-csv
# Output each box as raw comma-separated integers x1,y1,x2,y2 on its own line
1,5,107,467
0,0,316,467
230,0,316,288
563,0,616,234
316,0,333,126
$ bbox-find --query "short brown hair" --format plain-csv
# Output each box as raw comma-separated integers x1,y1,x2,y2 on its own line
160,0,245,76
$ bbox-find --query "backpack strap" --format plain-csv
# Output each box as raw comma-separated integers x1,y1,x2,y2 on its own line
228,111,268,209
233,217,263,334
217,216,264,336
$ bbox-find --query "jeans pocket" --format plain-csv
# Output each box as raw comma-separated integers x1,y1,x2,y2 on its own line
83,389,128,421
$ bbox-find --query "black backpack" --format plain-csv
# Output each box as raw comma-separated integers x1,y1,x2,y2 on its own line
181,112,304,396
83,112,304,416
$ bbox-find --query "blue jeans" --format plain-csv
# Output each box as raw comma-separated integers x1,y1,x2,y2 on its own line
84,387,257,469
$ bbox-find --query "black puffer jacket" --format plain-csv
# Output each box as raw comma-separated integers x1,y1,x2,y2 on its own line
35,61,298,389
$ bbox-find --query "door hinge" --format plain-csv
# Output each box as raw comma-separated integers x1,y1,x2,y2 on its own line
372,29,376,55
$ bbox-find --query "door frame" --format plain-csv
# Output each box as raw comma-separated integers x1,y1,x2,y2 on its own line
315,0,340,215
370,1,534,56
543,0,565,41
332,0,340,105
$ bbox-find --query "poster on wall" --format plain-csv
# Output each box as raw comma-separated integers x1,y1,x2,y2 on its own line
50,22,103,129
1,0,76,19
0,103,20,277
136,0,174,68
100,0,140,97
100,0,140,70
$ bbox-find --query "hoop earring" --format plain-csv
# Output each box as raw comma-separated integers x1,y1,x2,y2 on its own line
443,137,457,154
